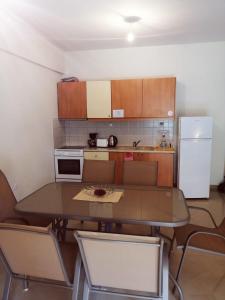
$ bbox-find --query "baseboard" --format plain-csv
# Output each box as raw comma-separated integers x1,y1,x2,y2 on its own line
210,185,218,191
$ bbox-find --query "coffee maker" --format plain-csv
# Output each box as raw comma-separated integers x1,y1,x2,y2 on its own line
88,133,98,147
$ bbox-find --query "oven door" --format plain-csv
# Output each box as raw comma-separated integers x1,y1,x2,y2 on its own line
55,155,84,181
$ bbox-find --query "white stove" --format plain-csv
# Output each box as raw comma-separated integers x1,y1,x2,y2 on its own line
54,146,85,182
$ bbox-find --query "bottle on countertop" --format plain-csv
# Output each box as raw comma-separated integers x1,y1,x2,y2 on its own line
159,132,168,148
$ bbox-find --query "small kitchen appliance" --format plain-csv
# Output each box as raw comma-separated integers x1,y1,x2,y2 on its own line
54,146,84,182
96,138,108,148
178,116,213,198
88,132,98,148
159,131,168,148
108,135,118,147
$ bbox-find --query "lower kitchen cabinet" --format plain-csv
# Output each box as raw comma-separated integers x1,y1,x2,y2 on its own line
133,153,173,187
84,151,109,160
109,152,125,184
109,152,173,187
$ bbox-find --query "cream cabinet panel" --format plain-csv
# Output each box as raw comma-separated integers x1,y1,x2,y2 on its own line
84,151,109,160
87,81,111,118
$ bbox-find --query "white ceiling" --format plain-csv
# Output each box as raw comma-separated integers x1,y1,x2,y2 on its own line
3,0,225,51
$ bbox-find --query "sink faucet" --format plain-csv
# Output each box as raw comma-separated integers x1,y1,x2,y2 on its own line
133,140,141,148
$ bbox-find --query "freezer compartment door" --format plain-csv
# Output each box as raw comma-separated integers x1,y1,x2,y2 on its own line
178,139,212,198
179,116,213,139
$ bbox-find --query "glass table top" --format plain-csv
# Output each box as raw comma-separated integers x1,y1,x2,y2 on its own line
16,182,190,227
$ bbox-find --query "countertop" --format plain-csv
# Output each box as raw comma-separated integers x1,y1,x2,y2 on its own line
84,145,175,154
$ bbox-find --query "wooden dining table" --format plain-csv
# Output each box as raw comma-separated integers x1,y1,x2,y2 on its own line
15,182,190,237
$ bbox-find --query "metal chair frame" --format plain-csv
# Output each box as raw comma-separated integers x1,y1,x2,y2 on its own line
171,206,225,294
187,206,218,227
0,225,82,300
73,231,184,300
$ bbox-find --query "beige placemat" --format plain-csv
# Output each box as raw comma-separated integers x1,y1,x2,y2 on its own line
73,189,123,203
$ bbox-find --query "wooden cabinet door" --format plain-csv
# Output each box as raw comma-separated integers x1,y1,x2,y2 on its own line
111,79,142,118
84,151,109,160
133,152,174,187
109,152,125,184
142,78,176,118
110,151,173,186
58,82,87,119
87,81,111,118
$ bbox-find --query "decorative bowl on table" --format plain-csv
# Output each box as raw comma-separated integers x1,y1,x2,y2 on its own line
84,185,113,197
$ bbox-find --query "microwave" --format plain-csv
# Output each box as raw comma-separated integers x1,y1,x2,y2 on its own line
96,138,108,148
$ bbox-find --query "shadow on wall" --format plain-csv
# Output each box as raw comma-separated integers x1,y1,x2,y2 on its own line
176,81,208,116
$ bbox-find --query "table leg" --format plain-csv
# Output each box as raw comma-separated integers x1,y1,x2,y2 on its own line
151,226,160,236
151,226,173,244
98,222,112,233
52,218,68,241
105,223,112,233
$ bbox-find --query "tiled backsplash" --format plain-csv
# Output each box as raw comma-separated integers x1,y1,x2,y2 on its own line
53,119,66,148
53,119,175,148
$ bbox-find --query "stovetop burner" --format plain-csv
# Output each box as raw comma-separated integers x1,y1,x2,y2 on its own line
57,145,85,150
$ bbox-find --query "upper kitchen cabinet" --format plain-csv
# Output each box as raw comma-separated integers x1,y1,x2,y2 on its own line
87,81,111,118
142,77,176,118
58,81,87,119
111,79,143,118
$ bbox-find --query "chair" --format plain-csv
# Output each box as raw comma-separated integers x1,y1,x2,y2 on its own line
82,159,115,184
73,231,183,300
116,161,157,235
171,206,225,290
80,160,115,231
122,160,158,186
0,169,51,227
0,223,80,300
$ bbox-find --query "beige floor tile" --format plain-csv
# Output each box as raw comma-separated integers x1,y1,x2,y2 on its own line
8,280,72,300
170,249,225,299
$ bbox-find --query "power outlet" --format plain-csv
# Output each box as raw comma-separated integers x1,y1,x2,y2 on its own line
112,109,124,118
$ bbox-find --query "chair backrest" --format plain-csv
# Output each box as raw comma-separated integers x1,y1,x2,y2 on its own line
74,231,164,297
82,159,115,184
0,170,17,222
0,223,70,284
219,217,225,235
123,160,158,186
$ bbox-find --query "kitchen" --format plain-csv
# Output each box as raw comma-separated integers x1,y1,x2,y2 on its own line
54,77,176,187
0,1,225,299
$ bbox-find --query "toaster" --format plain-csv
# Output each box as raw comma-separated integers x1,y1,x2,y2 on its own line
96,138,108,148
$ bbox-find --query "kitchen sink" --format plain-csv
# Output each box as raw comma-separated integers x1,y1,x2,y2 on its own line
133,146,155,151
115,146,155,151
115,146,134,150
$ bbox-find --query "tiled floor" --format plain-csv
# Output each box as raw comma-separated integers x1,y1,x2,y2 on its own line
0,191,224,300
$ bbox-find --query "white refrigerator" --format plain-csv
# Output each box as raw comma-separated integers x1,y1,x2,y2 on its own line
178,116,213,198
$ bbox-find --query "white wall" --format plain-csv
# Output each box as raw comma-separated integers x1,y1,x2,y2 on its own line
0,51,60,200
65,42,225,185
0,12,63,200
0,8,64,72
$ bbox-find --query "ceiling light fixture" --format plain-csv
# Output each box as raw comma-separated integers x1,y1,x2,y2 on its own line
127,32,135,42
124,16,141,43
